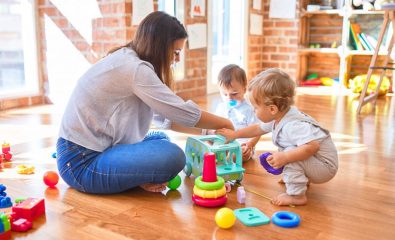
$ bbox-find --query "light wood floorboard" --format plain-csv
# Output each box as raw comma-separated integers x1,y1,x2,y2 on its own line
1,88,394,240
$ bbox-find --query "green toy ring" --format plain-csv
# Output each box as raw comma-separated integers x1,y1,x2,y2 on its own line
194,176,225,190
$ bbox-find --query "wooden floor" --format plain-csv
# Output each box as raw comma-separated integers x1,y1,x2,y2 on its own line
1,87,395,240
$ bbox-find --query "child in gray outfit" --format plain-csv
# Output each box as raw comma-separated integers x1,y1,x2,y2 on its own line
217,68,338,206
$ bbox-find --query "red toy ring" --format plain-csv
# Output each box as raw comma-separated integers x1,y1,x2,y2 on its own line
192,194,227,207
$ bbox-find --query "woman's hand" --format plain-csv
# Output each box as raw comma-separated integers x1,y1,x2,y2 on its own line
266,152,288,169
216,128,237,143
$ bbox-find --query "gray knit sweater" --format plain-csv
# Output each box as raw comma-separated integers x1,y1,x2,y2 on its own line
59,47,201,152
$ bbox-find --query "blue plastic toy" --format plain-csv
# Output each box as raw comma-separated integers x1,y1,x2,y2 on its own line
0,197,12,208
234,207,270,226
271,211,300,228
0,184,12,208
259,152,283,175
184,135,245,182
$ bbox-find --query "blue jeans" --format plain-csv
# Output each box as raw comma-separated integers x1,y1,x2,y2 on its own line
56,132,185,194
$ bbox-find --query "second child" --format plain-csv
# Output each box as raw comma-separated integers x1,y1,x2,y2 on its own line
217,68,338,206
209,64,260,162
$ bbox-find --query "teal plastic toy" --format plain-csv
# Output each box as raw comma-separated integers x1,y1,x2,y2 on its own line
234,207,270,226
184,135,245,182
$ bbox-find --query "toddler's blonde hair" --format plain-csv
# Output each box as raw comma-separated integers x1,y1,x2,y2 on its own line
248,68,295,112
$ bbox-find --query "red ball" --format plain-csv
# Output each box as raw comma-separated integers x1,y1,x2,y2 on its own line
43,171,59,188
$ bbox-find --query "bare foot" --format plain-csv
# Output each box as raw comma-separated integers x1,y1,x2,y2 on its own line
140,183,167,192
271,193,307,206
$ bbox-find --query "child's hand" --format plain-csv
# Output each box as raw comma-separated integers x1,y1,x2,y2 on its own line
266,152,288,169
216,128,236,143
241,143,253,160
201,129,216,135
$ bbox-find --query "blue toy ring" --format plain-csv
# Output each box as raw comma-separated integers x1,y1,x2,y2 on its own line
271,211,300,228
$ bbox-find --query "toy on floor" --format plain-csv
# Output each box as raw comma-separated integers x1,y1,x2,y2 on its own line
0,184,12,209
259,152,283,175
215,207,236,229
1,142,12,162
0,212,11,240
271,211,300,228
12,198,45,222
167,175,181,190
16,165,35,175
14,197,27,204
234,207,270,226
349,74,390,96
192,153,227,207
236,186,246,204
43,171,59,188
184,135,245,182
11,218,32,232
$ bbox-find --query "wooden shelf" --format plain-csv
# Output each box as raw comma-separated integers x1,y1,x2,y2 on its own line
297,0,392,87
350,10,384,15
299,48,340,55
301,9,342,17
346,50,389,56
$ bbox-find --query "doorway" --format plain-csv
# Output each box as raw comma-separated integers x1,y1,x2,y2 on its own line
207,0,248,94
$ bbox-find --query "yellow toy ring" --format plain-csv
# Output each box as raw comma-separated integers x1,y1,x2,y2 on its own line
193,185,226,199
194,176,224,190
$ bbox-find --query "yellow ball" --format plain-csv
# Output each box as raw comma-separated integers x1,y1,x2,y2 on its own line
215,208,236,229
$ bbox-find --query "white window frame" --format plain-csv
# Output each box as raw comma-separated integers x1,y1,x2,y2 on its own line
0,0,40,99
207,0,248,94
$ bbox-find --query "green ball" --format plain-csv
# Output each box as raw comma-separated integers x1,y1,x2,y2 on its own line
168,175,182,190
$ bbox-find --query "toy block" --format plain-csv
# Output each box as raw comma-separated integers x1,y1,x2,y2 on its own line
234,207,270,226
0,197,12,209
237,186,246,204
12,198,45,221
0,213,11,233
11,218,32,232
0,231,11,240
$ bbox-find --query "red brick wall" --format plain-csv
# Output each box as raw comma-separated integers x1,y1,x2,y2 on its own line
247,1,265,80
175,0,207,99
178,0,299,97
37,0,135,76
1,0,299,110
260,0,298,80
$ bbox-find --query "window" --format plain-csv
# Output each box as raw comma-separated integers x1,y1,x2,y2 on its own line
0,0,39,98
207,0,247,93
158,0,185,81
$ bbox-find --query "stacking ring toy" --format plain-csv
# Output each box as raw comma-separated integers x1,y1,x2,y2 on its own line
193,185,226,199
194,176,224,190
192,194,227,207
271,211,300,228
259,152,284,175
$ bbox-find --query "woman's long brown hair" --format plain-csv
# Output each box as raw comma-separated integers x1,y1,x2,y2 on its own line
108,11,188,89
